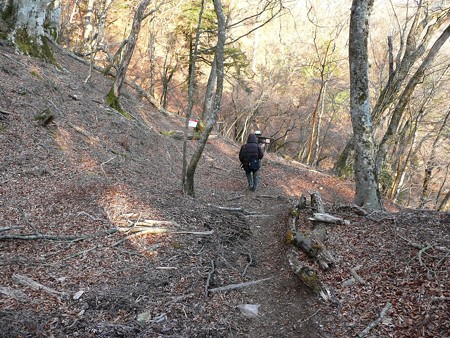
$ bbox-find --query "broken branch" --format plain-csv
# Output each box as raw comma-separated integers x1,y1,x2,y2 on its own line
12,274,68,299
208,277,273,293
357,302,392,338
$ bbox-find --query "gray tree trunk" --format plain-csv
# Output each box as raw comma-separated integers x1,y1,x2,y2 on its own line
2,0,60,61
185,0,226,197
349,0,382,210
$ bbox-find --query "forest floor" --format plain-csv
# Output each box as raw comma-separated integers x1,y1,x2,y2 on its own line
0,42,449,338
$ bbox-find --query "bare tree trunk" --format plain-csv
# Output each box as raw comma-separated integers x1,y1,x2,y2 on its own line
182,0,205,192
84,0,95,51
313,81,327,166
106,0,151,112
185,0,226,197
349,0,382,210
148,21,156,97
4,0,61,62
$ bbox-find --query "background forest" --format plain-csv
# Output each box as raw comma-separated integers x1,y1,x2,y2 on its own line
9,0,450,209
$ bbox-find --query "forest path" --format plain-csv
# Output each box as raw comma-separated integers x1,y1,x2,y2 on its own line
215,188,331,338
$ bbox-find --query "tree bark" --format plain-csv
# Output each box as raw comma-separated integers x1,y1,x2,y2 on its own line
182,0,205,193
349,0,382,210
3,0,60,62
184,0,226,197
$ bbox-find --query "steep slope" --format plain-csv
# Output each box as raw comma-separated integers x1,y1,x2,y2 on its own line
0,43,448,338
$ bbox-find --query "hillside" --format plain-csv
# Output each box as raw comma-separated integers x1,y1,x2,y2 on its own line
0,43,448,338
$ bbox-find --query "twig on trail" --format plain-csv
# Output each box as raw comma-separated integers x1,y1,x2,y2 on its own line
205,260,215,296
300,309,320,324
208,277,273,293
397,234,424,249
207,203,258,215
113,227,213,246
244,214,271,217
350,265,366,284
227,195,245,201
76,211,106,222
0,228,118,242
0,226,24,233
12,274,69,299
241,252,253,277
357,302,392,338
17,207,39,234
418,243,435,277
174,230,214,235
257,195,280,199
100,156,117,175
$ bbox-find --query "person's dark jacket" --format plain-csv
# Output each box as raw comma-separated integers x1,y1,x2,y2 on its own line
239,134,264,172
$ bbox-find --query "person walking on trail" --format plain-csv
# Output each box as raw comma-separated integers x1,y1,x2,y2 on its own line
239,133,264,192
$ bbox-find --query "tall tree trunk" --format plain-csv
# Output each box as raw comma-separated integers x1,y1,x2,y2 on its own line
84,0,95,52
106,0,151,112
182,0,205,192
185,0,226,197
349,0,382,210
3,0,61,62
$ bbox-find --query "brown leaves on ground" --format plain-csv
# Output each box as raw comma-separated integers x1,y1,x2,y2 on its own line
0,43,448,337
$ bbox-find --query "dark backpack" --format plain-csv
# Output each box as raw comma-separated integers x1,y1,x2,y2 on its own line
249,158,260,171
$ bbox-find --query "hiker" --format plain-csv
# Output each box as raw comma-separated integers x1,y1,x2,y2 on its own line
239,133,264,191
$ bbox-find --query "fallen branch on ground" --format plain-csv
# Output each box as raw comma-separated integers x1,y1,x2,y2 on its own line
113,228,213,246
357,302,392,338
12,274,68,299
0,226,24,232
208,277,273,293
0,228,118,242
207,204,258,215
350,265,366,284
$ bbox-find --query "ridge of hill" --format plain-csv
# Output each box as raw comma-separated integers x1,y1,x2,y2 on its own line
0,44,448,337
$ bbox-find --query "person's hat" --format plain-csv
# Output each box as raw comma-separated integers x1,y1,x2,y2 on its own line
255,130,261,135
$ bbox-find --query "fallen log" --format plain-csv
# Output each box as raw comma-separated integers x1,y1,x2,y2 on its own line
287,253,330,301
309,212,350,225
